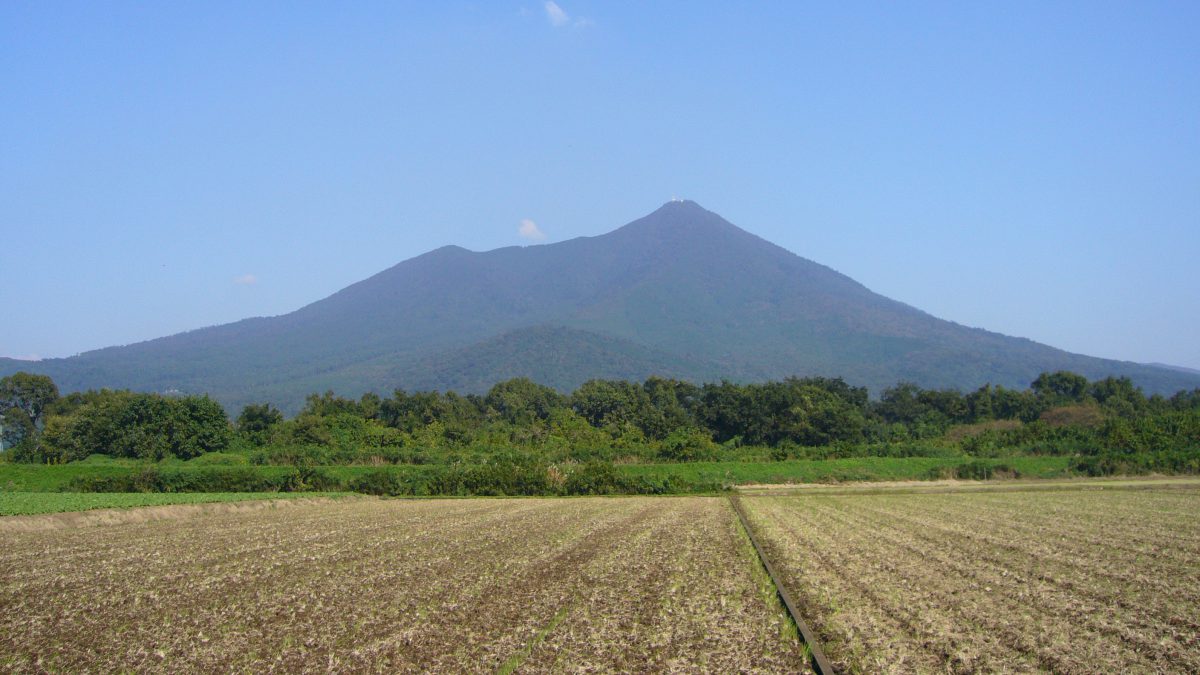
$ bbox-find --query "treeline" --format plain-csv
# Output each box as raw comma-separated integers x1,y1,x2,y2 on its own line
2,381,229,464
3,371,1199,478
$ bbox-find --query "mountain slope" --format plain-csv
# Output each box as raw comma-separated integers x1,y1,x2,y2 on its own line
382,325,726,394
4,200,1198,412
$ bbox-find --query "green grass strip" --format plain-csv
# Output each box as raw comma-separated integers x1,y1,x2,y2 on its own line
0,492,347,516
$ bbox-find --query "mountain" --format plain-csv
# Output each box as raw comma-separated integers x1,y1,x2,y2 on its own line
1147,362,1200,377
4,200,1198,413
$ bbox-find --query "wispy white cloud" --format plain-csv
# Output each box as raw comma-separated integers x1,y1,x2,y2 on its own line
543,1,591,28
233,273,258,286
518,218,547,241
544,1,569,27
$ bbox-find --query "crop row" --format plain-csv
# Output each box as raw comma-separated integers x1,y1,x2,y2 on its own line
0,497,808,672
741,487,1200,673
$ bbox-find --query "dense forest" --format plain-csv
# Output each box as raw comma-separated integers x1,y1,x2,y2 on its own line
2,371,1198,495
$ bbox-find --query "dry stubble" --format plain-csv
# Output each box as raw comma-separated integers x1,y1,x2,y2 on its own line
1,496,806,673
741,486,1200,674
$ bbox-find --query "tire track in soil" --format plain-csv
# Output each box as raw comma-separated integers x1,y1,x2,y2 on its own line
2,500,614,673
3,502,534,645
520,497,811,673
244,499,627,672
376,500,664,671
519,502,680,672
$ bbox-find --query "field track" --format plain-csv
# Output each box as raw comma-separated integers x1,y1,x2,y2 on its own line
0,497,808,673
730,495,833,675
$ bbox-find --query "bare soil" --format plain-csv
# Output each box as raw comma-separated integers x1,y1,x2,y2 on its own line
741,485,1200,673
0,496,808,673
736,474,1200,495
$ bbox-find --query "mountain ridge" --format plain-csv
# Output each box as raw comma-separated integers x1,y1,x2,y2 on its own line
4,200,1197,413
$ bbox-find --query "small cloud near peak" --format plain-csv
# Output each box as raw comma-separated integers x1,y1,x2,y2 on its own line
518,219,547,241
544,1,569,27
234,274,258,286
543,2,590,28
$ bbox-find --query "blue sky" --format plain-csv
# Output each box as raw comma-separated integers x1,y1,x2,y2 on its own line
2,2,1198,370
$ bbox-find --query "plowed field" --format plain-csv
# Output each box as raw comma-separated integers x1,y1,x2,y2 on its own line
0,497,808,673
741,486,1200,673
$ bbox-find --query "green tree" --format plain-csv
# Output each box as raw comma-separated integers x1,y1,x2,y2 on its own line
1,407,35,450
642,377,701,436
485,378,566,425
301,390,361,417
29,390,231,462
0,372,59,448
237,403,284,445
1089,376,1144,417
169,396,231,459
1031,371,1090,406
657,427,719,461
966,385,996,421
572,380,649,428
990,385,1038,421
380,390,483,434
875,382,926,425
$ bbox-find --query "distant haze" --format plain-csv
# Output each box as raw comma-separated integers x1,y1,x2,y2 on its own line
1,4,1197,369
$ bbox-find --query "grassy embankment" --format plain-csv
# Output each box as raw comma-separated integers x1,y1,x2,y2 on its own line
620,456,1070,485
0,455,1073,498
0,457,353,515
0,491,346,516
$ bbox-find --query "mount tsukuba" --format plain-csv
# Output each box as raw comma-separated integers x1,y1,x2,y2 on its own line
5,200,1198,413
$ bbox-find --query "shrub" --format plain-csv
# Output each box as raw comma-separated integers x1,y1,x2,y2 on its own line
279,466,340,492
1070,447,1200,477
66,466,338,493
954,460,1018,480
923,460,1020,481
188,452,249,466
944,419,1023,443
458,455,553,496
563,461,626,495
657,428,719,462
1039,404,1106,429
348,470,414,496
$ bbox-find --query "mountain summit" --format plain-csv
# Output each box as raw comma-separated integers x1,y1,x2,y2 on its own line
4,201,1197,412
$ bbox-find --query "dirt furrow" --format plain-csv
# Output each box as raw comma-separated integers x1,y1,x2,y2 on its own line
1,497,809,673
742,490,1200,674
803,499,1198,670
